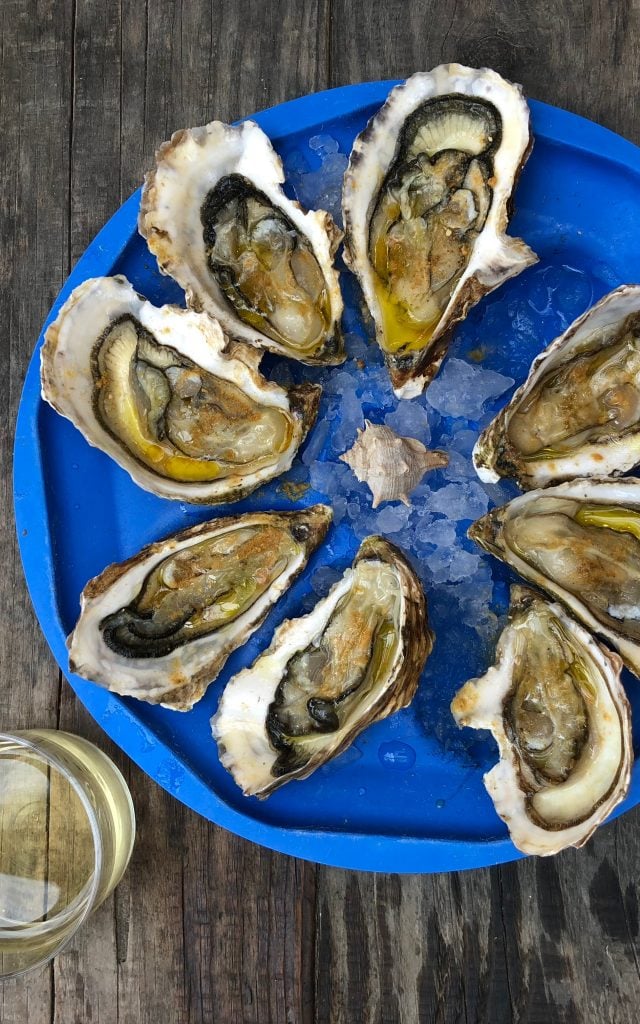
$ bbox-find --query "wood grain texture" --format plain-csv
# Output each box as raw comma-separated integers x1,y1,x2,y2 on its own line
330,0,640,144
0,1,72,1018
315,833,640,1024
2,1,640,1022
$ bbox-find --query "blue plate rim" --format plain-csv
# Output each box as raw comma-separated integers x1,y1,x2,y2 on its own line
13,80,640,873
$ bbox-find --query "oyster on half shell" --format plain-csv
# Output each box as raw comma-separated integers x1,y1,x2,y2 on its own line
212,536,432,796
139,120,345,365
470,477,640,677
41,276,321,504
343,65,537,398
452,586,632,855
68,505,332,711
474,285,640,488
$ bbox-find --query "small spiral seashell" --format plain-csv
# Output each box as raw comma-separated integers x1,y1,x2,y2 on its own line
340,420,449,507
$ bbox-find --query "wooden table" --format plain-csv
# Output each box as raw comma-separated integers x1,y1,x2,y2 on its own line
2,2,640,1021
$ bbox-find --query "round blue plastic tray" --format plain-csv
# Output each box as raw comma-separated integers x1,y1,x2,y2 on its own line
14,82,640,872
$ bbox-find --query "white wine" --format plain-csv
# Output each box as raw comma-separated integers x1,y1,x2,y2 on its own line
0,731,135,978
23,731,136,907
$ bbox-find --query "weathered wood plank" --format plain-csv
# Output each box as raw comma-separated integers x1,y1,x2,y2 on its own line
0,0,73,1018
0,0,72,729
179,822,316,1024
315,820,640,1024
125,0,332,200
329,0,640,144
68,0,122,265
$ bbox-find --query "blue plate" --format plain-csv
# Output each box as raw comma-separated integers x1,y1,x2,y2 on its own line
14,82,640,873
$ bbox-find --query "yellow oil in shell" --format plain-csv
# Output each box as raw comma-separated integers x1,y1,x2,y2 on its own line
371,275,440,355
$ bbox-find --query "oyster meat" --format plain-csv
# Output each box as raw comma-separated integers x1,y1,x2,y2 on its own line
474,285,640,487
343,64,537,398
41,276,321,504
470,477,640,676
139,120,345,365
212,536,432,796
340,420,448,507
452,586,632,855
68,505,332,711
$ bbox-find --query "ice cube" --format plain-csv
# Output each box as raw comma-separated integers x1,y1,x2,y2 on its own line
425,358,514,421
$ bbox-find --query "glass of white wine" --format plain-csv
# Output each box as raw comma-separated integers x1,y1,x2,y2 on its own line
0,730,136,978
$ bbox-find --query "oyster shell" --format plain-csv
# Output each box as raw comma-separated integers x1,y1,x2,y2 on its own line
470,476,640,676
41,276,321,504
340,420,448,506
474,285,640,487
211,536,432,796
139,120,345,365
68,505,332,711
452,586,632,855
343,64,537,398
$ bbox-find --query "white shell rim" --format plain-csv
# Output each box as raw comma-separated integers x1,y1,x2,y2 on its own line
138,120,345,365
342,64,538,396
40,275,319,503
473,284,640,487
452,587,632,855
472,477,640,677
67,506,332,710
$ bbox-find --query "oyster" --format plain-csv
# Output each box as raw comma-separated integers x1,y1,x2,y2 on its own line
475,285,640,487
212,536,432,796
452,586,632,855
470,476,640,676
139,120,345,365
340,420,448,507
343,64,537,398
68,505,332,711
41,276,321,504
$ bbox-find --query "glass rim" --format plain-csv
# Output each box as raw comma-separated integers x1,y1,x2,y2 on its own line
0,730,104,980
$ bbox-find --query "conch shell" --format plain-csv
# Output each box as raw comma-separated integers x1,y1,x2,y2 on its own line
340,420,448,507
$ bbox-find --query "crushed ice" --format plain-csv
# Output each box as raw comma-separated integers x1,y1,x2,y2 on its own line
425,357,514,421
288,134,349,226
272,137,597,762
